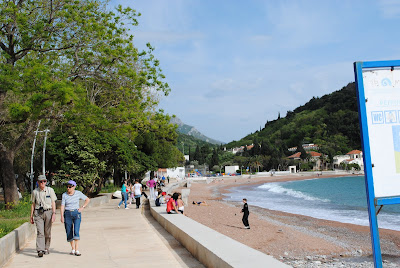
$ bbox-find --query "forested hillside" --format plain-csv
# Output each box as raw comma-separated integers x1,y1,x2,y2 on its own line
225,82,360,168
176,132,214,155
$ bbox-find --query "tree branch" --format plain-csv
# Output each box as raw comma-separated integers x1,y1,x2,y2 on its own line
13,120,36,152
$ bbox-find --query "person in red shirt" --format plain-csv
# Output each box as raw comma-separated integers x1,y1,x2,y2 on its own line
166,193,179,214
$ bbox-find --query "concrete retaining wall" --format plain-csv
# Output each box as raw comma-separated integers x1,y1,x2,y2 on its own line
150,183,290,268
79,193,112,208
0,222,35,268
0,193,113,267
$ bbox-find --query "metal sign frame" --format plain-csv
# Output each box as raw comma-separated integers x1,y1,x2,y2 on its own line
354,60,400,268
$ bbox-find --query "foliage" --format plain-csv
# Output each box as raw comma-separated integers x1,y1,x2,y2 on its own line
0,195,31,238
223,83,360,171
0,0,180,204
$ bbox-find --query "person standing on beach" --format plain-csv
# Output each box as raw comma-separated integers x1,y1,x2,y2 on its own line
240,198,250,229
30,175,57,257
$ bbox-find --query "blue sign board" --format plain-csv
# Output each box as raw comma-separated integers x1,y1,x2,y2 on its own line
354,60,400,268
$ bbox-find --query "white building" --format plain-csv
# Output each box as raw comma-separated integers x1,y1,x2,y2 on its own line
145,167,186,180
333,155,350,168
225,165,239,174
166,167,185,179
333,150,364,170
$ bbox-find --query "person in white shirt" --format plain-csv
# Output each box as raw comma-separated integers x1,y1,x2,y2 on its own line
133,179,142,209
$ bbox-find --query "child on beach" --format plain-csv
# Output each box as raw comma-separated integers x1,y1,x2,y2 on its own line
177,193,184,214
240,198,250,229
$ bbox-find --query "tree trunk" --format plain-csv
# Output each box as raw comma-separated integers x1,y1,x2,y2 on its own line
0,148,19,207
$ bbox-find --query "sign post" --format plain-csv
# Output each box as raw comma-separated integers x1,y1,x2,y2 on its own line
354,60,400,268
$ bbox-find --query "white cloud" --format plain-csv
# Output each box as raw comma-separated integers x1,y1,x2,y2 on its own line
378,0,400,18
263,1,343,48
250,35,273,44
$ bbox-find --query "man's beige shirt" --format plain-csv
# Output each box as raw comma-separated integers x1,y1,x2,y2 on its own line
31,186,57,210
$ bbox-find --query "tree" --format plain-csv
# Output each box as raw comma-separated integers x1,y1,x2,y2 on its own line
209,148,219,168
0,1,170,205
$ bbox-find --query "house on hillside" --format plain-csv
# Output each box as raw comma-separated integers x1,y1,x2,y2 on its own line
230,144,254,154
333,155,350,168
287,151,325,170
288,143,319,152
333,150,364,171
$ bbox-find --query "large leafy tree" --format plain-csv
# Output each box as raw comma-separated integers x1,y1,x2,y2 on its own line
0,0,172,205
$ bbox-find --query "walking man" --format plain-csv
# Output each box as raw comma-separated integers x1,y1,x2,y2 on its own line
30,175,57,257
240,198,250,229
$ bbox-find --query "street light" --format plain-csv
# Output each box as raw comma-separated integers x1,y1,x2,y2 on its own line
30,121,50,192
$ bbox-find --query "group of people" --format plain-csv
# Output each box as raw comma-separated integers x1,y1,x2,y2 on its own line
165,192,185,214
30,175,90,257
145,175,170,200
117,175,173,211
118,179,145,209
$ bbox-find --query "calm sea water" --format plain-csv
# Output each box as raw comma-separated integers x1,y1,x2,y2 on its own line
223,176,400,231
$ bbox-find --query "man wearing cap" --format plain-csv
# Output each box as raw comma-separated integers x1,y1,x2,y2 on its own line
30,174,57,257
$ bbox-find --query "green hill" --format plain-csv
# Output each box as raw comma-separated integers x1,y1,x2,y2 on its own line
176,131,215,155
226,82,360,158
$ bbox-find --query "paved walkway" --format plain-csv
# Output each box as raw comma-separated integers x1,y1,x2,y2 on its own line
4,199,203,268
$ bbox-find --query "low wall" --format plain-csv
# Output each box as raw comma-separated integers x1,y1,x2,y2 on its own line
56,193,113,209
0,222,35,268
0,193,113,267
79,193,112,208
150,182,290,268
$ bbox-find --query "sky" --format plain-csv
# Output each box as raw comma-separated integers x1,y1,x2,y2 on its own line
112,0,400,143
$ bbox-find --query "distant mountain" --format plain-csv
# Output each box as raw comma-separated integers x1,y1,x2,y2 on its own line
171,117,224,145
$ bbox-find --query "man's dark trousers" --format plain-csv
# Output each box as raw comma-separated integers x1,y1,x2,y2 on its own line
242,212,249,227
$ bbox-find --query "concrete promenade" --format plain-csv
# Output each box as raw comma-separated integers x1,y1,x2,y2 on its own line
4,199,203,268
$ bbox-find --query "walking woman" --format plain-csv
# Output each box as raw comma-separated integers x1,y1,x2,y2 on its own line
146,177,156,200
60,180,90,256
133,179,142,209
118,180,129,209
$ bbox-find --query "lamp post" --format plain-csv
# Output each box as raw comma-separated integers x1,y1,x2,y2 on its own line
42,129,50,175
30,121,50,192
30,121,41,193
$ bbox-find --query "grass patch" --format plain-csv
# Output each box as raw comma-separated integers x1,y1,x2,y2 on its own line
99,184,119,193
0,196,31,239
0,219,30,239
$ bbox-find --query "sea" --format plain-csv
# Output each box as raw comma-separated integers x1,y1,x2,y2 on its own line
222,176,400,231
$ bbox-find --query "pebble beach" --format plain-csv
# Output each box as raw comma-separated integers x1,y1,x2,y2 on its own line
181,174,400,267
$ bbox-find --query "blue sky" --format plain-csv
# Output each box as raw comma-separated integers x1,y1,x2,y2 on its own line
112,0,400,143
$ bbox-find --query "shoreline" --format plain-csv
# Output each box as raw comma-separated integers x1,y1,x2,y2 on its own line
182,174,400,267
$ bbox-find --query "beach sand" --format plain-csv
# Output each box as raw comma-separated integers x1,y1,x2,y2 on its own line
179,174,400,267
